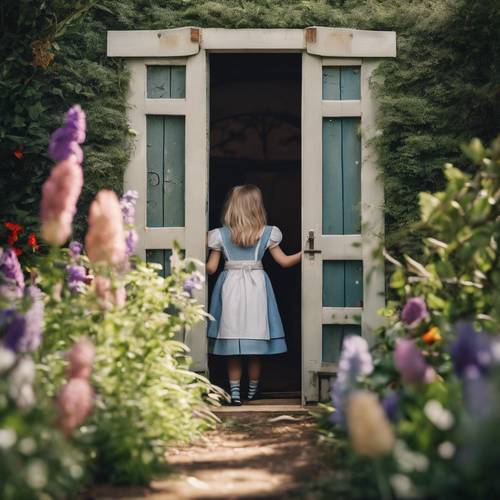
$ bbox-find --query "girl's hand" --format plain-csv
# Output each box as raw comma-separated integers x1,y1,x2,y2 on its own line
269,246,302,268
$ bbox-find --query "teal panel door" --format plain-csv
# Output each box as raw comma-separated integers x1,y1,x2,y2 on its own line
323,260,363,307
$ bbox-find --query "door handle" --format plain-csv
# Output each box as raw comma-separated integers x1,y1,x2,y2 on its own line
304,230,322,255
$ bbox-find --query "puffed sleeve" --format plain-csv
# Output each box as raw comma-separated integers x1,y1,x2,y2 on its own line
207,228,222,250
267,226,283,249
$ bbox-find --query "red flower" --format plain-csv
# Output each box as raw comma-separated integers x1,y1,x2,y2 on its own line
14,149,24,160
13,247,23,256
27,232,39,251
5,222,23,234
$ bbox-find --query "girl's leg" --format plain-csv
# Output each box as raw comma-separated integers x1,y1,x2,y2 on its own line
227,356,242,405
248,356,261,400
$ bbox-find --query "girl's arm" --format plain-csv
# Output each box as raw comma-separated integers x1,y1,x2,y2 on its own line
206,250,222,275
269,246,302,268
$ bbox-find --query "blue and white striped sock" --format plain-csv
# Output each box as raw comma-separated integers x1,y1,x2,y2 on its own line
229,380,241,402
248,379,259,400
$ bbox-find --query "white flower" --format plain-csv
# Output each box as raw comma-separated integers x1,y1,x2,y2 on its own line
423,400,455,430
394,440,429,472
438,441,455,459
390,474,419,499
9,357,36,409
0,347,15,373
0,428,17,449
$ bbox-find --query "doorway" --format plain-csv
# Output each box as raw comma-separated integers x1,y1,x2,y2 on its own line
208,53,302,395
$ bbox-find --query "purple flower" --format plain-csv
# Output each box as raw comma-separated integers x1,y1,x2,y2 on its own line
381,391,399,422
69,241,83,258
329,335,374,427
0,248,25,298
183,271,205,295
120,190,138,226
48,105,86,163
67,265,87,293
394,339,428,384
463,369,493,421
2,286,43,353
450,321,492,378
401,297,429,327
125,229,138,257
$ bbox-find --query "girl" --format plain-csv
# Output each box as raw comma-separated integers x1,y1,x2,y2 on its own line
206,185,301,405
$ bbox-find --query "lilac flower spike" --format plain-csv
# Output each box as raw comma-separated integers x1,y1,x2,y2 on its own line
69,241,83,258
120,190,139,226
67,265,87,293
450,321,492,378
183,271,205,295
401,297,429,328
0,248,25,298
330,335,373,427
394,339,428,384
48,105,86,163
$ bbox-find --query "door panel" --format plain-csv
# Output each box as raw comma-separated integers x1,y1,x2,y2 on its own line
302,53,366,403
126,52,208,371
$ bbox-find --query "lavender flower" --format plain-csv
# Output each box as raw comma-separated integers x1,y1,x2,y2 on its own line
463,369,493,421
2,286,43,353
0,248,25,298
67,265,87,293
381,391,400,422
394,339,428,384
401,297,429,328
183,271,205,295
48,105,86,163
125,229,138,257
69,241,83,258
450,321,492,378
330,335,374,427
120,190,138,226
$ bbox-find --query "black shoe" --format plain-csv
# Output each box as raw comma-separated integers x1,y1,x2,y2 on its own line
247,390,261,402
231,396,242,406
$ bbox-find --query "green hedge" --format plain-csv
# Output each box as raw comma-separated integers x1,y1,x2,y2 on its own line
1,0,498,250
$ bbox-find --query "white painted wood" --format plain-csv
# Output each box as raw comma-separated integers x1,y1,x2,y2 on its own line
142,58,187,66
125,61,148,260
202,28,305,51
322,307,363,325
322,58,362,66
183,50,209,372
360,60,386,344
107,28,200,57
322,100,361,117
301,53,323,404
144,99,187,115
307,27,396,58
140,227,185,249
320,235,362,260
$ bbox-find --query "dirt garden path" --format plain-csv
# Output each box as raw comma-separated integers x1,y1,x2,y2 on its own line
91,411,330,499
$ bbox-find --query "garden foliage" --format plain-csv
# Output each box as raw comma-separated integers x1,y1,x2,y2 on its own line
0,105,222,495
1,0,499,252
316,136,500,499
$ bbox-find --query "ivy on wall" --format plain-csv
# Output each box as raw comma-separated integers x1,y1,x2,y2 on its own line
0,0,498,251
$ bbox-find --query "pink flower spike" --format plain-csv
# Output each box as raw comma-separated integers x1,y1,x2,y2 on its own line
40,156,83,245
85,190,126,267
57,378,94,437
67,338,95,379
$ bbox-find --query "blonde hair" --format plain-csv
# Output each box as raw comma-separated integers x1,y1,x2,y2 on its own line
222,185,267,247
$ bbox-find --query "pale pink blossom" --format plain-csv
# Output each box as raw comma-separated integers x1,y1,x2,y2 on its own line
40,156,83,245
67,338,95,379
85,190,126,267
94,275,126,308
57,378,94,436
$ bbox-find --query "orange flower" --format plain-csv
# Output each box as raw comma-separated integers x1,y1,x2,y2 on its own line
422,326,442,345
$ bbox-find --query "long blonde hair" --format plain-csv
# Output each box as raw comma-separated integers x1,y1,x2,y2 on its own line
222,185,267,247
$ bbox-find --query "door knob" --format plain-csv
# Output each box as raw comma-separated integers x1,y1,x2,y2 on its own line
304,230,322,255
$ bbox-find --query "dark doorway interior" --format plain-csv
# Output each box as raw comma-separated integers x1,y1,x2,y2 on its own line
208,53,301,395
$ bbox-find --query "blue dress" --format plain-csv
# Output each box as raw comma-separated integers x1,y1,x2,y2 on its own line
207,225,287,356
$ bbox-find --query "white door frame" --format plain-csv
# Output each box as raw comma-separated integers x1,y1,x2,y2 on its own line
107,27,396,400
